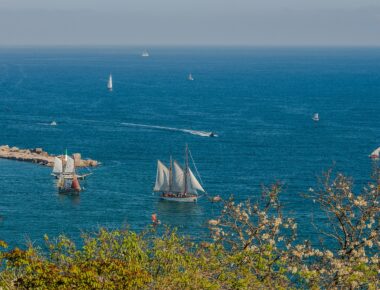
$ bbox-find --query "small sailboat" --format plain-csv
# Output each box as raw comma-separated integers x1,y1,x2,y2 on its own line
61,155,76,179
50,121,57,126
107,74,113,91
153,145,205,202
188,73,194,81
57,174,81,195
51,150,70,178
56,156,81,195
369,147,380,159
312,113,319,122
52,152,92,180
142,49,149,57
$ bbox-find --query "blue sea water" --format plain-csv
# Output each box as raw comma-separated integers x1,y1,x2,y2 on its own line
0,46,380,247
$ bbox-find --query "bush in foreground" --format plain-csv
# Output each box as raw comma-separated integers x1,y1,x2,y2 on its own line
0,169,379,289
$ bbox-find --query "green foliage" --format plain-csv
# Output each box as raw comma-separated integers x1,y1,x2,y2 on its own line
0,170,379,289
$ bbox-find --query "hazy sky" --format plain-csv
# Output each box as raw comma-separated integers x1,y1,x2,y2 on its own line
0,0,379,46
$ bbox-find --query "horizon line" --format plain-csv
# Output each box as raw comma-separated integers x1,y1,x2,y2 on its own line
0,44,379,48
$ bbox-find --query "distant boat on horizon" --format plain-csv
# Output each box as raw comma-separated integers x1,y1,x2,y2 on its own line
153,145,205,202
107,74,113,91
312,113,319,122
142,49,149,57
188,73,194,81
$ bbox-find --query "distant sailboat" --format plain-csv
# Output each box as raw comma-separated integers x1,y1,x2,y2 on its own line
56,156,82,195
50,121,57,126
51,153,92,180
153,145,205,202
312,113,319,122
142,49,149,57
52,155,73,179
107,74,113,91
369,147,380,159
188,73,194,81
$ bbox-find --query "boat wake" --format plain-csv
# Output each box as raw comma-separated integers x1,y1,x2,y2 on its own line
121,122,217,137
37,122,57,127
37,122,54,126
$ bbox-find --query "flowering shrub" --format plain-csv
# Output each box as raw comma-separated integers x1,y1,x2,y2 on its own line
0,170,379,289
299,169,380,288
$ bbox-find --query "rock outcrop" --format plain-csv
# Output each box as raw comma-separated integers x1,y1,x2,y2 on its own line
0,145,99,168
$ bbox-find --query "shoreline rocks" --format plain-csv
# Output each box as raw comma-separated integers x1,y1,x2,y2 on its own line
0,145,99,168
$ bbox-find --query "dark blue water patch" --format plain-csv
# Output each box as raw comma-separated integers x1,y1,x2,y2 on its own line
0,47,379,247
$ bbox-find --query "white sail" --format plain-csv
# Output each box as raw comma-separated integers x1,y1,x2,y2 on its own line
107,74,113,90
187,168,205,194
52,157,63,174
171,161,185,193
370,147,380,157
154,160,170,192
64,156,75,174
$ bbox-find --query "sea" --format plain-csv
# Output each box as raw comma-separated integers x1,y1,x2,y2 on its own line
0,46,379,248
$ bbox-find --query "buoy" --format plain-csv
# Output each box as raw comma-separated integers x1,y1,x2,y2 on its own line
151,213,160,226
211,195,222,202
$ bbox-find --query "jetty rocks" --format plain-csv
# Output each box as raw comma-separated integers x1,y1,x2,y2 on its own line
0,145,99,168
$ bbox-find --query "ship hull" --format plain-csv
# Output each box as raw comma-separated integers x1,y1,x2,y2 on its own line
58,188,80,195
57,176,81,195
53,173,91,180
160,193,197,202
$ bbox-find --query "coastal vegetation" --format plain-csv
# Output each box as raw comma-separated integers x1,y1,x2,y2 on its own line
0,169,379,289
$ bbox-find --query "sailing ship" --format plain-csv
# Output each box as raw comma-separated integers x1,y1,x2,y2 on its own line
50,121,57,126
312,113,319,122
153,145,205,202
188,73,194,81
52,153,92,180
107,74,113,91
56,155,81,195
369,147,380,159
142,49,149,57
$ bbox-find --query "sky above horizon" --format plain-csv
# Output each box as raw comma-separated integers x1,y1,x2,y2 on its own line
0,0,379,46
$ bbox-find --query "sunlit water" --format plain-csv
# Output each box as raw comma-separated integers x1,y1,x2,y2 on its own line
0,47,379,247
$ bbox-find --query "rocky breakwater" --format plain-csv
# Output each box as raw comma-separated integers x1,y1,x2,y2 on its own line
0,145,99,168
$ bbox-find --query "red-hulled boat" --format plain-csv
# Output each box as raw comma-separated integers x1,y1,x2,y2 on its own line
57,155,82,195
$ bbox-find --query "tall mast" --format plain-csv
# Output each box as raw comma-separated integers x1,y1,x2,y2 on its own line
63,149,68,172
169,155,173,192
73,154,76,175
184,144,189,195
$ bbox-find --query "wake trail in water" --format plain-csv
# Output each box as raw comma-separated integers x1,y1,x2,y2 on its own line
121,122,217,138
